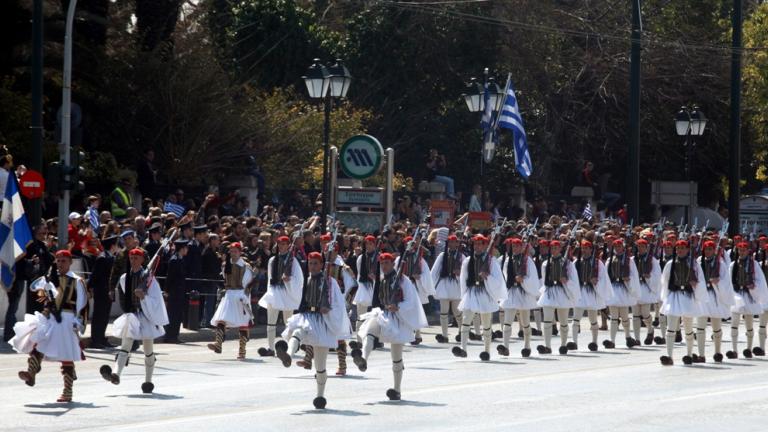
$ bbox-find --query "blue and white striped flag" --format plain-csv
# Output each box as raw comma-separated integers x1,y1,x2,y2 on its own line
582,202,593,221
0,174,33,289
88,205,99,231
164,201,185,218
496,76,532,178
480,82,493,141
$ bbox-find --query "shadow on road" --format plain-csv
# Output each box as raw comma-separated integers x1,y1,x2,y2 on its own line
291,408,370,417
365,400,447,407
25,401,105,416
105,393,183,400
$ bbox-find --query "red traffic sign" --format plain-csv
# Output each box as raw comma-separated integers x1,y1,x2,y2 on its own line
19,170,45,199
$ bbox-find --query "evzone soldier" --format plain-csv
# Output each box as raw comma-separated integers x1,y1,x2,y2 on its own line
11,250,86,403
352,235,379,347
431,234,465,343
727,241,768,359
257,235,303,357
537,240,580,355
759,244,768,356
277,252,351,409
497,237,539,357
570,240,612,351
350,253,427,401
654,239,676,345
659,239,706,366
632,238,661,346
530,239,550,336
100,247,169,393
603,239,641,349
208,242,254,359
395,234,435,345
696,240,734,363
452,234,507,361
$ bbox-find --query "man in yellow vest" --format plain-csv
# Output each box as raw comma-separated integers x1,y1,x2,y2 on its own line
111,177,133,219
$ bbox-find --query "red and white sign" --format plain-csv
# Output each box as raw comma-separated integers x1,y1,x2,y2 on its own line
468,211,493,231
19,169,45,199
429,200,455,228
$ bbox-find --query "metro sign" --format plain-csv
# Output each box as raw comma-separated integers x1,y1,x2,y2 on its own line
339,135,383,180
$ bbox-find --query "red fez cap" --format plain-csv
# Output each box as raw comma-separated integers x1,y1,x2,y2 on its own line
403,236,413,243
229,242,243,250
378,252,395,262
675,240,689,248
447,235,458,242
277,236,290,243
308,252,323,261
319,234,332,242
508,238,523,246
737,241,750,249
581,240,593,248
128,248,144,257
662,240,673,247
550,240,562,247
472,234,488,243
55,249,72,258
645,233,656,240
364,235,376,242
539,240,550,247
636,239,648,246
702,240,716,249
734,235,743,241
759,235,767,240
613,239,625,246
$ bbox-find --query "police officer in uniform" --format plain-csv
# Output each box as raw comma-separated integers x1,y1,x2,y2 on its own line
163,239,189,343
88,235,119,348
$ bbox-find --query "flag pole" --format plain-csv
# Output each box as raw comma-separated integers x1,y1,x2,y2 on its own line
492,73,512,131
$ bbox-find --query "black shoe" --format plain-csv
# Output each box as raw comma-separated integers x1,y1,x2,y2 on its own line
351,349,367,372
313,396,327,409
626,337,639,348
652,318,659,327
410,337,422,346
435,334,448,344
479,351,490,361
386,389,401,401
531,328,543,336
692,354,705,363
275,341,292,367
654,336,666,345
258,347,275,357
521,348,531,358
753,347,765,356
588,342,598,352
536,345,546,354
726,350,738,359
455,334,462,343
558,346,568,355
743,349,753,359
602,340,615,349
469,332,482,341
675,331,682,343
552,327,559,336
131,340,140,352
99,365,119,385
713,353,723,363
452,346,467,358
517,330,524,338
374,341,385,350
348,341,361,350
566,342,577,351
497,345,509,356
644,335,654,346
682,355,693,365
492,330,503,340
141,382,154,394
660,355,673,366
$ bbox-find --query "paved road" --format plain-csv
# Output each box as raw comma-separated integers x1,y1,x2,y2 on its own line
1,324,767,432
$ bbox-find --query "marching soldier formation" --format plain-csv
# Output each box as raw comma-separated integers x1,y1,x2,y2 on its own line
9,210,768,411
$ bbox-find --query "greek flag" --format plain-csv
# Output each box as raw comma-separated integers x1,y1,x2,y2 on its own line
582,202,593,221
496,76,532,178
88,205,100,231
164,201,185,218
0,174,33,289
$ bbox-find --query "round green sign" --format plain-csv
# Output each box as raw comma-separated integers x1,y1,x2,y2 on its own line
339,135,384,179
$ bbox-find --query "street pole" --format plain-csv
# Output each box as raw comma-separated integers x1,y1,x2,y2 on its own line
57,0,77,245
627,0,642,223
728,0,742,236
29,0,44,228
684,131,691,226
320,96,331,233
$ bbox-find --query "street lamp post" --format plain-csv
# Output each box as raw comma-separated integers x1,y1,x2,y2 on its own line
302,59,351,233
675,106,707,226
462,68,503,176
